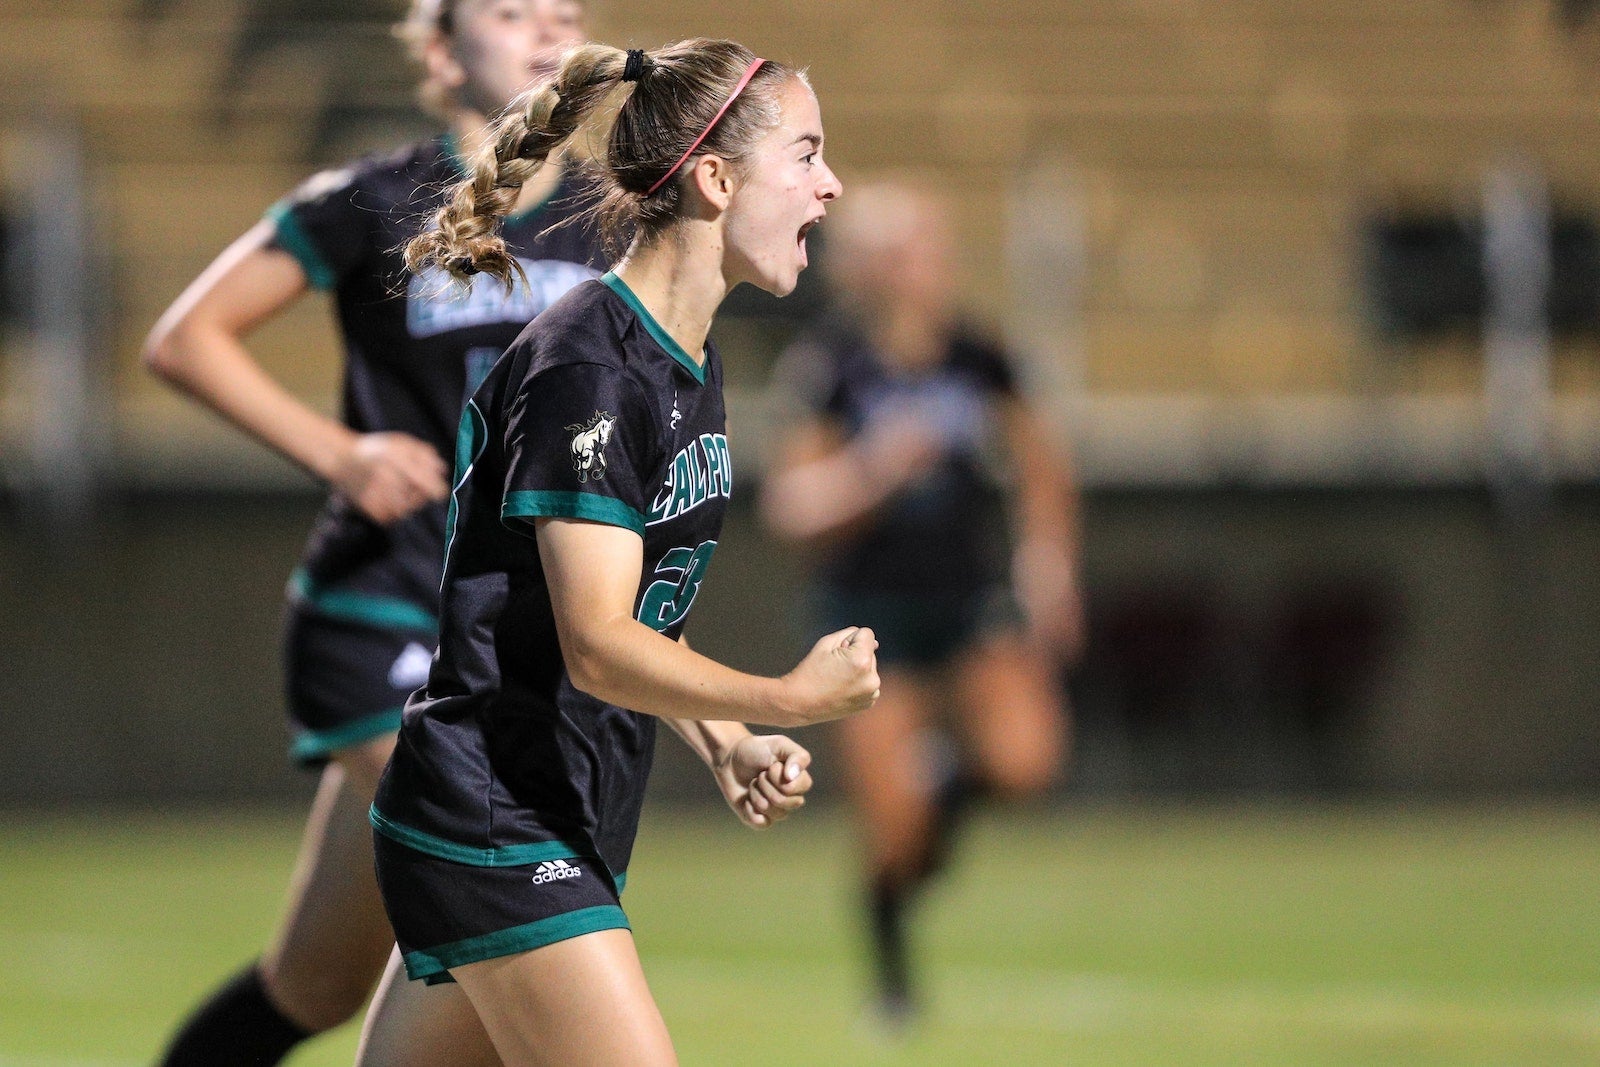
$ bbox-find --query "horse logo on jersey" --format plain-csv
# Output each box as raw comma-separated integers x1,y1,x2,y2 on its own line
564,410,616,483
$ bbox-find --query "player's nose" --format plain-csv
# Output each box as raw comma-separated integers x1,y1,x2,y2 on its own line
817,161,842,202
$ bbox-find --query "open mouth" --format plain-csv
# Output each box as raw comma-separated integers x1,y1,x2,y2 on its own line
797,217,822,260
796,220,818,269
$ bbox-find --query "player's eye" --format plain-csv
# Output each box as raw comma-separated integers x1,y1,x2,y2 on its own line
800,153,816,165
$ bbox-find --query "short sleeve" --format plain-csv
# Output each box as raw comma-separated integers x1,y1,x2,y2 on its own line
262,165,370,291
500,362,658,537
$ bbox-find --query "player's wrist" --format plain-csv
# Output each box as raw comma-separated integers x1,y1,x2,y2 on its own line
702,720,751,771
306,424,363,486
765,674,809,729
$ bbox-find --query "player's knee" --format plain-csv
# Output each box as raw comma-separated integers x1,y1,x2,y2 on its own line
296,999,364,1036
985,744,1065,800
261,962,374,1034
868,823,938,880
987,766,1052,802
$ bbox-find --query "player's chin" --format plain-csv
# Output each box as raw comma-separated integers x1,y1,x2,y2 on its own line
751,265,802,299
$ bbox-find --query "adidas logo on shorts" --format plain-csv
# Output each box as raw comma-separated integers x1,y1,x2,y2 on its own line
531,859,582,884
388,641,433,690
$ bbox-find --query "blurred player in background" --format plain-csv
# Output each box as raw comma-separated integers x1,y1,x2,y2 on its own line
354,39,874,1063
141,2,601,1062
762,180,1083,1027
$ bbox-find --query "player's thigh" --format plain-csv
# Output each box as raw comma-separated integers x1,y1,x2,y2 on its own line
453,929,675,1067
335,732,399,802
275,758,393,938
834,668,946,873
836,666,937,804
357,948,500,1067
952,632,1068,796
262,761,395,1026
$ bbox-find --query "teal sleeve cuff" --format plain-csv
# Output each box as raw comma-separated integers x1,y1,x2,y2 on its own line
264,201,338,290
502,490,646,536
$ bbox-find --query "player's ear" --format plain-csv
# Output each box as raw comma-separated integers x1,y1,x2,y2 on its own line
689,155,735,213
422,33,467,93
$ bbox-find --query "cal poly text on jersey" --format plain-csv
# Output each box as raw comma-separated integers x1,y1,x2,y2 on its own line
647,433,732,526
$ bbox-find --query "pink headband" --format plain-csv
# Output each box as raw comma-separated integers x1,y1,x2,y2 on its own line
645,58,767,196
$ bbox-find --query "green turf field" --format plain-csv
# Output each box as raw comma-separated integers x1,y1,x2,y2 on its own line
3,803,1598,1066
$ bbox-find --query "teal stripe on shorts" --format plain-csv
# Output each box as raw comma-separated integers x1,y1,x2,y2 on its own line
401,905,631,982
290,707,404,764
287,568,439,633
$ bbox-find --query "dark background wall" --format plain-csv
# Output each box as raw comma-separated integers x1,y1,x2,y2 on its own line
4,486,1596,807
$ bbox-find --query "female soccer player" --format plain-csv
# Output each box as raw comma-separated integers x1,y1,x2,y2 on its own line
762,181,1083,1027
142,2,601,1062
353,38,875,1064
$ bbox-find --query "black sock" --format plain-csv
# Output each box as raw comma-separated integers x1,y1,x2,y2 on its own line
158,963,312,1067
914,768,984,884
868,875,914,1010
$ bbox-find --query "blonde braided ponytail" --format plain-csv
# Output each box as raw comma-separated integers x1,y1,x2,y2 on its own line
405,43,627,285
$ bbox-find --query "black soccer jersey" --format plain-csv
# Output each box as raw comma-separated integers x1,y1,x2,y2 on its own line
775,312,1019,596
267,135,604,632
372,272,731,883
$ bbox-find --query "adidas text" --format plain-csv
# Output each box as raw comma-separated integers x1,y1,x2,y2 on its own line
531,859,582,885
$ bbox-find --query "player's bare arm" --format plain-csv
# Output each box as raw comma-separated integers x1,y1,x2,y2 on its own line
142,222,448,525
760,414,944,546
537,516,879,728
1000,398,1085,659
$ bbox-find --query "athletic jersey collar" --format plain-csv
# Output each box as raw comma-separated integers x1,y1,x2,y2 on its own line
439,133,563,224
600,270,707,385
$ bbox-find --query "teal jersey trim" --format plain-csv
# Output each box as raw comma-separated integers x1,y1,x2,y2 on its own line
290,708,404,764
264,202,337,291
599,271,707,384
402,905,630,981
370,806,594,868
288,569,439,633
502,490,645,536
445,400,489,567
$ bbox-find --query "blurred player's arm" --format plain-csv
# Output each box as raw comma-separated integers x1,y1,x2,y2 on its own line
1000,397,1085,659
141,222,447,524
759,416,938,546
